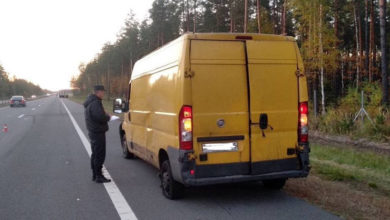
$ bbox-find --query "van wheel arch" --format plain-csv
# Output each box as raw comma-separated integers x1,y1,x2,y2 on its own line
159,150,184,199
158,149,169,168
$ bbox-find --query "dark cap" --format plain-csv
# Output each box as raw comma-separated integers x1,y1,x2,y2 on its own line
94,85,105,91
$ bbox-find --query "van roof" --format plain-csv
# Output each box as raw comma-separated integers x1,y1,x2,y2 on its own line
130,33,296,82
182,33,296,42
137,33,296,63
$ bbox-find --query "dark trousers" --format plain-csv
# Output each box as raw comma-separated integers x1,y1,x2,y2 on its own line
88,132,106,176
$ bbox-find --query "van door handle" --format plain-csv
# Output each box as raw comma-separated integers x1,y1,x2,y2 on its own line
251,114,274,137
251,114,273,129
259,114,268,130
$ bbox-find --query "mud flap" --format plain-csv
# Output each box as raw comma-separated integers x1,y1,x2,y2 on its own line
297,143,311,174
167,147,195,185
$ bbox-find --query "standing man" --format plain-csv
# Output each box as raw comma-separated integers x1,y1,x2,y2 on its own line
84,85,111,183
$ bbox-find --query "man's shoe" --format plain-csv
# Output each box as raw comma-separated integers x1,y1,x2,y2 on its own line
95,175,111,183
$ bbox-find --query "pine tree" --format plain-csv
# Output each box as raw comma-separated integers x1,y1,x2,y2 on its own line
379,0,388,105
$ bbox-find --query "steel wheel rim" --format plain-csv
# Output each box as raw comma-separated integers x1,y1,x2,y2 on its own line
162,170,171,196
121,136,127,154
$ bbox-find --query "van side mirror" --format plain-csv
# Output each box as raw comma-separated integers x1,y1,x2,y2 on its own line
122,100,129,112
113,98,123,113
259,114,268,130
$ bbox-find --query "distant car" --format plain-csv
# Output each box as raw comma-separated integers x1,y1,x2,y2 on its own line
31,95,37,99
59,92,68,98
10,96,26,107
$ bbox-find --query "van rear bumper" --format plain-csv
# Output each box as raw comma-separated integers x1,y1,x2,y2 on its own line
183,169,309,186
167,143,310,187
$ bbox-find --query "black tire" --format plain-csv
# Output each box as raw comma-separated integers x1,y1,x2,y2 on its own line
121,134,135,159
263,178,287,190
160,160,184,200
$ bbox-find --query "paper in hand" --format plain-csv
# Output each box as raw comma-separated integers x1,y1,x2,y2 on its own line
109,115,120,122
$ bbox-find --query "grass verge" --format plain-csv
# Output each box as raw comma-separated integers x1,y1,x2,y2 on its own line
285,144,390,219
311,144,390,195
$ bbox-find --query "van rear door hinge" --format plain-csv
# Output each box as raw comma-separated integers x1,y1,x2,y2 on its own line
185,70,195,78
295,69,304,77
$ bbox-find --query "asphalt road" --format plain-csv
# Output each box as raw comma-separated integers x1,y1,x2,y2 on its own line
0,96,338,220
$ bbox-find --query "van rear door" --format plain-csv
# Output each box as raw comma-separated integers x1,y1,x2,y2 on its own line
190,40,250,177
246,40,300,175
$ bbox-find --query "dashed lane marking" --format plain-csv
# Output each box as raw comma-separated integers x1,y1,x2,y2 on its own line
18,114,24,119
60,100,137,220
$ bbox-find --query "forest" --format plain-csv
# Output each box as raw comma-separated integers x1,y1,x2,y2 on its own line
73,0,390,140
0,64,45,99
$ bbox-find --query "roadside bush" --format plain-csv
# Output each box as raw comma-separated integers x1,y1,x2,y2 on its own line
315,109,355,135
311,83,390,141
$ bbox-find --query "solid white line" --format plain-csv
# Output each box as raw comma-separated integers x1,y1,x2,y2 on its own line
60,100,137,220
18,114,24,119
32,108,36,111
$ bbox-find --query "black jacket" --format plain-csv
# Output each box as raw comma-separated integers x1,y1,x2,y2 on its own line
84,94,110,133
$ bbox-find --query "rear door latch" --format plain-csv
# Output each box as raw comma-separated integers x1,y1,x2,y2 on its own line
251,113,274,137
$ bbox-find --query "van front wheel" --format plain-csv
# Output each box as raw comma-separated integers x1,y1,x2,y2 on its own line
121,134,135,159
160,160,184,200
262,178,287,190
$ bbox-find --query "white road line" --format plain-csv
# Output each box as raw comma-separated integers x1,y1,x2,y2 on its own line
18,114,24,119
32,108,36,111
60,100,137,220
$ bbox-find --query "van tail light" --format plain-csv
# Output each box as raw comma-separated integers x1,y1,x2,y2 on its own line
298,102,309,143
179,106,193,150
10,100,14,104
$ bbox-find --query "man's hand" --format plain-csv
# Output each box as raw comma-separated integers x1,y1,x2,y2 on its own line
109,115,120,122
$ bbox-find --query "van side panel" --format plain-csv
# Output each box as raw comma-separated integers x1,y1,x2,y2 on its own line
294,43,309,102
128,39,184,167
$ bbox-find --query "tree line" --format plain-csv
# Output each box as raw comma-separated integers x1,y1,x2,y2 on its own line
0,64,45,99
73,0,390,112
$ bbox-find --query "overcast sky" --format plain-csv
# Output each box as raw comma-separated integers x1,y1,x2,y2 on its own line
0,0,154,91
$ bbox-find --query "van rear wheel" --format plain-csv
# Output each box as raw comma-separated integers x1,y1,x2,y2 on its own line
160,160,184,200
262,178,287,190
121,134,135,159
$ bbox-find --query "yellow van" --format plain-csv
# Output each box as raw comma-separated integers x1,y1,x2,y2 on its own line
114,33,310,199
